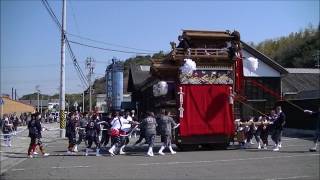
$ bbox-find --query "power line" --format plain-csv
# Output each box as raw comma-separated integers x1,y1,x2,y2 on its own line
69,40,154,55
68,0,81,35
2,78,82,84
41,0,62,30
41,0,89,89
1,63,74,69
66,32,158,53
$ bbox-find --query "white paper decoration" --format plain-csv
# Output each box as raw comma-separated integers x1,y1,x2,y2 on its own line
248,57,259,72
180,58,197,76
153,81,168,97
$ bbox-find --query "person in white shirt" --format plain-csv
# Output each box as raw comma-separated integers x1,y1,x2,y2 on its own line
108,112,122,156
118,111,135,155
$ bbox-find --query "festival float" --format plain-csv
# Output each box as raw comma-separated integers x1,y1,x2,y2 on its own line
150,30,244,149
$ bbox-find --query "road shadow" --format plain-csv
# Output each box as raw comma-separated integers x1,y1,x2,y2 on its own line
1,152,26,155
278,150,310,153
3,155,26,159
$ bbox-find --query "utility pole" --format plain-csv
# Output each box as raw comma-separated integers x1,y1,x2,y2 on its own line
59,0,66,138
36,85,40,112
86,57,95,112
82,90,85,112
40,93,43,114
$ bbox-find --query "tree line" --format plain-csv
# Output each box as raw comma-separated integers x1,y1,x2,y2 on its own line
253,24,320,68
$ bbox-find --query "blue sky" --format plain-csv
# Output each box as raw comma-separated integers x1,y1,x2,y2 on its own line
1,0,319,97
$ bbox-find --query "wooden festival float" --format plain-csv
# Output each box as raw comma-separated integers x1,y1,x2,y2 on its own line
150,30,244,149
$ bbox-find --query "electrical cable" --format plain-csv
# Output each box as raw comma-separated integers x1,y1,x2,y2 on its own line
41,0,89,89
66,32,158,53
68,40,154,55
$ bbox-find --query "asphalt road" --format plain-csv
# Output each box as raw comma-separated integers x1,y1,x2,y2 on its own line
1,136,319,180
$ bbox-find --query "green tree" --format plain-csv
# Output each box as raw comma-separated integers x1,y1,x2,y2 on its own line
255,25,319,68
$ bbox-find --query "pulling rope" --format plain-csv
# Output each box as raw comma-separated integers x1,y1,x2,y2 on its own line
280,99,305,111
236,94,305,118
235,97,268,117
119,125,139,137
246,79,306,112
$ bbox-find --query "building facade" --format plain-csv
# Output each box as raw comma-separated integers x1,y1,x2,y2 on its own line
95,94,107,113
238,42,287,118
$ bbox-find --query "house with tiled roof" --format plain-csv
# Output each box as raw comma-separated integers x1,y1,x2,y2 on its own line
279,68,320,130
0,96,36,117
282,68,320,100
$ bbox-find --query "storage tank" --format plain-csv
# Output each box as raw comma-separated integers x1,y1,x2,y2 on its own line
111,58,123,111
105,65,112,111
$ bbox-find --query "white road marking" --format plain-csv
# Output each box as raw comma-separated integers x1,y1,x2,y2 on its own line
10,165,90,172
281,137,313,141
10,168,25,171
136,154,320,166
51,165,90,169
265,175,312,180
282,144,319,147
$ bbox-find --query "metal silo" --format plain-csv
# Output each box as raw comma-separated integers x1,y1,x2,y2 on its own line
105,65,113,111
111,58,123,111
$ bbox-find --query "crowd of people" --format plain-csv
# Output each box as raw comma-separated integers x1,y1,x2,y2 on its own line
1,105,319,158
0,112,59,148
233,106,286,151
25,109,179,158
234,106,319,152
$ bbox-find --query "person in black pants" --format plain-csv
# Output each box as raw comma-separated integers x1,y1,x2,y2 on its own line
133,113,147,146
77,113,88,146
27,113,49,158
66,113,77,154
272,106,286,151
100,113,112,148
304,107,320,152
85,115,101,156
259,116,271,150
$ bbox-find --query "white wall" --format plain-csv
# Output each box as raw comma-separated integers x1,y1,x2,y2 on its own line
242,50,280,77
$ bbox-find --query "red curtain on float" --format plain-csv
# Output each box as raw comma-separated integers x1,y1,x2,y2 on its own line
179,85,234,137
235,56,244,94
